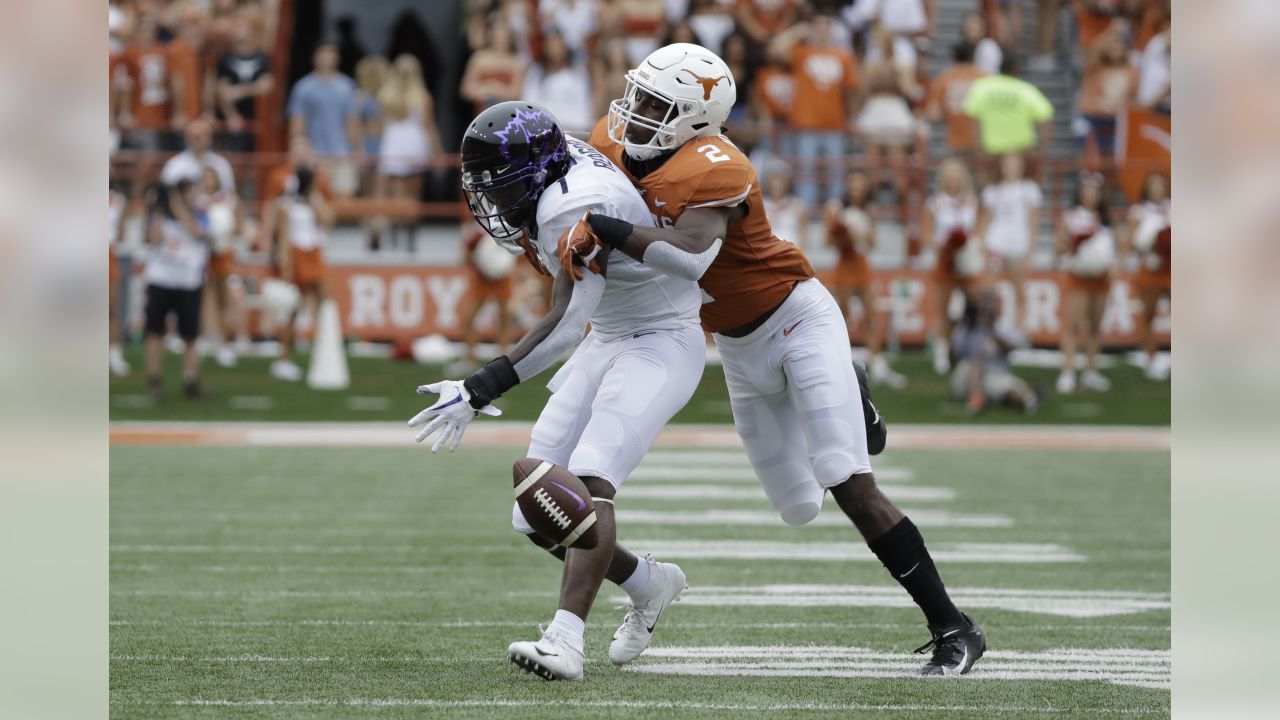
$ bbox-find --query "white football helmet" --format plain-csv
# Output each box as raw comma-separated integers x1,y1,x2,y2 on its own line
608,43,737,161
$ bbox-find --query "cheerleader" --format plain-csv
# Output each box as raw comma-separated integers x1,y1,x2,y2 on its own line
1125,171,1172,381
825,171,906,388
920,157,983,374
976,151,1042,333
1055,173,1116,393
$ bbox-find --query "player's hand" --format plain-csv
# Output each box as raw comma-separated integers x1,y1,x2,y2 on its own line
558,211,604,281
408,380,502,453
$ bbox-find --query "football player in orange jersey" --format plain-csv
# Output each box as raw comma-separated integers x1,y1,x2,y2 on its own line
568,43,985,675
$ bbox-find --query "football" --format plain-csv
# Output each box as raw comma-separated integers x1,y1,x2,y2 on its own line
512,458,599,550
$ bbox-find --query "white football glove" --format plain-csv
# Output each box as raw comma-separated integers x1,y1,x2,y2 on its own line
408,380,502,453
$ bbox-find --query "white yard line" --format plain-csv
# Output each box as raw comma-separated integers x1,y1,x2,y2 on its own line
632,465,915,483
111,698,1167,715
606,584,1166,618
623,540,1085,564
621,484,954,502
618,508,1011,529
626,645,1170,690
109,619,1170,632
109,421,1171,450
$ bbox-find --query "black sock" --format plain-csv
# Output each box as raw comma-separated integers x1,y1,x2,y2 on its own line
867,517,966,630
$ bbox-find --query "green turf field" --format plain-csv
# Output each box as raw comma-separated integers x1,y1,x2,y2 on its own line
109,349,1171,425
110,444,1170,719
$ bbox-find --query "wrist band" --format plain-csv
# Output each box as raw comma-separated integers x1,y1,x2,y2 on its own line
586,214,634,250
463,355,519,409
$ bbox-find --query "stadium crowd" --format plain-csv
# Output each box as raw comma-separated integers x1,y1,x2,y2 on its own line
108,0,1172,408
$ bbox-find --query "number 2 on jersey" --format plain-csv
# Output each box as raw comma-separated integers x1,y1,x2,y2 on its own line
697,144,730,164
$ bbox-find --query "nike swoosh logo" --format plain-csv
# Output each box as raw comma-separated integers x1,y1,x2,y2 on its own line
633,331,657,338
653,199,667,207
534,645,559,657
899,562,920,578
548,480,587,511
868,402,882,426
782,321,802,336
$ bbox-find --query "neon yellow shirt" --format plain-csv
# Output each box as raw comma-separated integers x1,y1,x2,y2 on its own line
963,74,1055,155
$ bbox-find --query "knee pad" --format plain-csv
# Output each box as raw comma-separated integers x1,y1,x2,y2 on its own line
813,452,856,489
511,501,535,535
779,501,821,527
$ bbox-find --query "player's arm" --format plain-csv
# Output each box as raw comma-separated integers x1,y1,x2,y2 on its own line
584,204,745,282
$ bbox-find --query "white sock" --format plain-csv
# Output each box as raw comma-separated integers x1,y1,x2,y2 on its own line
619,557,654,599
546,609,585,648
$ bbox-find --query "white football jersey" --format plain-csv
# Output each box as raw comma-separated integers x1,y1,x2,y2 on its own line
534,137,702,341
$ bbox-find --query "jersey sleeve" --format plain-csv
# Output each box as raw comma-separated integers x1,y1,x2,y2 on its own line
1026,182,1043,207
980,185,996,208
676,142,755,210
1029,85,1054,122
842,52,859,90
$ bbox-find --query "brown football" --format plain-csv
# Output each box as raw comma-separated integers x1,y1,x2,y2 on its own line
512,457,599,550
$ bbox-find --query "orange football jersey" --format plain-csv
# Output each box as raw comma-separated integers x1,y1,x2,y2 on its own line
589,117,815,333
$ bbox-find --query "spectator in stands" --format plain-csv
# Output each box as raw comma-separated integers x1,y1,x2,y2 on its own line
963,55,1054,172
857,28,919,198
288,43,362,196
110,6,133,154
1124,171,1171,381
1134,26,1170,114
120,13,180,151
377,54,443,223
961,11,1002,76
216,20,274,152
949,290,1040,415
687,0,736,56
772,13,860,207
977,151,1042,333
926,42,984,162
109,184,130,377
825,171,908,388
920,157,982,375
538,0,599,60
659,20,700,47
1030,0,1062,72
166,8,208,130
523,30,594,132
1078,26,1137,160
269,166,334,382
1055,172,1116,394
451,220,517,376
992,0,1025,55
592,37,631,120
762,170,808,248
1072,0,1125,49
866,0,934,44
160,118,236,200
735,0,800,50
1130,0,1170,54
611,0,668,64
353,56,388,158
142,181,209,400
459,22,525,113
751,44,795,158
720,33,754,133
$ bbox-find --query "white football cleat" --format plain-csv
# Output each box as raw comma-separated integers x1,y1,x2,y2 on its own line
507,625,584,681
1055,370,1076,394
1080,369,1111,392
932,340,951,375
270,359,303,382
870,356,908,390
609,557,687,665
216,345,239,368
109,346,131,377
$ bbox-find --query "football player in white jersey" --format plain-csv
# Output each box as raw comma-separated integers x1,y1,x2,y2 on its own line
407,101,702,681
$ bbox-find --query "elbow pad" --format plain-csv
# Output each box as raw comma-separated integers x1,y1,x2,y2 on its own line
512,271,605,382
641,237,723,281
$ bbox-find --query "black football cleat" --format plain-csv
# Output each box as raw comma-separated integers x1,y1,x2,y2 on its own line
915,614,986,676
854,361,887,455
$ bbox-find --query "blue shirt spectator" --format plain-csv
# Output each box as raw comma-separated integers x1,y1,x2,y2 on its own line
287,44,359,157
